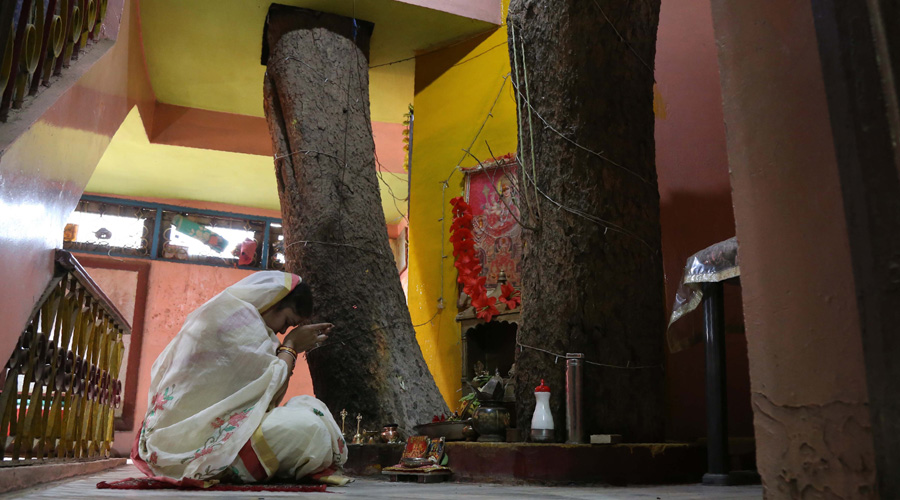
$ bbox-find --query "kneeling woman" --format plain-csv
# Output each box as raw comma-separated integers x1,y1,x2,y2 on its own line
132,272,348,484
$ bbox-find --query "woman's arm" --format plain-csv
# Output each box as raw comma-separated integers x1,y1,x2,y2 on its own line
268,324,332,410
270,349,296,410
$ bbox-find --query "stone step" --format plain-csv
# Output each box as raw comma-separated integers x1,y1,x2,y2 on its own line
344,442,709,485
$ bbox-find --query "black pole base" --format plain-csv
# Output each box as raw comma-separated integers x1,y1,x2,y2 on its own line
703,470,761,486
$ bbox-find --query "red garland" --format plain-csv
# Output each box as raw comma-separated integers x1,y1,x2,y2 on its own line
450,197,499,322
499,283,521,309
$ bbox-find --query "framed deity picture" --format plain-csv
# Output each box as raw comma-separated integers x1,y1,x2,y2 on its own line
462,155,523,289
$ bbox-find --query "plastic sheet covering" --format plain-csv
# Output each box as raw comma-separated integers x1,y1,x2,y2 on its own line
666,237,740,352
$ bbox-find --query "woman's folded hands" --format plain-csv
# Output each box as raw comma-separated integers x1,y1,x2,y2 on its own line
283,323,333,351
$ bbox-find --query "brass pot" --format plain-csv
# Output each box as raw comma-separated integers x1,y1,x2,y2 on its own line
472,401,510,442
381,424,400,444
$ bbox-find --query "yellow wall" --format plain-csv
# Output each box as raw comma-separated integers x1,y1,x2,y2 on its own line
87,107,281,209
91,7,418,223
408,0,517,406
370,60,416,125
140,0,452,125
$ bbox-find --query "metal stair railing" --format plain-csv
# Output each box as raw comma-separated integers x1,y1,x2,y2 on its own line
0,249,129,461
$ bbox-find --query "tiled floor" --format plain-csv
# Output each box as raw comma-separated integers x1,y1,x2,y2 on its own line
1,464,762,499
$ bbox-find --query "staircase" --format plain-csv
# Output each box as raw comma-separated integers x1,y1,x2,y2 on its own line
1,250,129,463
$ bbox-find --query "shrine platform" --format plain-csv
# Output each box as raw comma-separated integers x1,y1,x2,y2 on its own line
344,441,749,485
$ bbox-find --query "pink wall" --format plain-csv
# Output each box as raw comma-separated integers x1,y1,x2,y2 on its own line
399,0,500,24
654,0,751,441
0,0,154,367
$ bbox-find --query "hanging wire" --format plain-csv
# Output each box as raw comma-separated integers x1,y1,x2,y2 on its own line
508,22,538,225
285,238,384,256
339,17,412,228
377,169,410,225
483,140,529,210
451,41,509,68
460,148,536,231
369,41,508,70
452,74,511,178
517,26,542,220
517,342,661,370
514,159,656,251
369,26,508,69
274,148,347,164
590,0,656,79
338,35,358,242
374,154,410,225
271,23,413,247
510,81,653,186
369,54,417,69
277,16,659,356
309,319,661,370
307,310,440,353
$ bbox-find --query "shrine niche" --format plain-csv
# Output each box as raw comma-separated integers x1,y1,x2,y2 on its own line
457,269,520,403
453,156,523,399
452,155,523,322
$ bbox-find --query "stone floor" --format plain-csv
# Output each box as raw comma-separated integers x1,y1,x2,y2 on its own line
0,464,762,499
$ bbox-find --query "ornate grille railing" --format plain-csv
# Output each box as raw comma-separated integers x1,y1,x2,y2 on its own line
0,250,128,461
0,0,109,121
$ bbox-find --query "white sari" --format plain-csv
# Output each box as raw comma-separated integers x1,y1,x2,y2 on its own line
132,272,348,483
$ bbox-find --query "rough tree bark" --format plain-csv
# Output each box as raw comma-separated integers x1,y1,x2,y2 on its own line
508,0,666,442
261,5,448,436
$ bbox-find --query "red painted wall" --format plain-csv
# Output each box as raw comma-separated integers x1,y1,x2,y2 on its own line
0,0,154,367
654,0,751,441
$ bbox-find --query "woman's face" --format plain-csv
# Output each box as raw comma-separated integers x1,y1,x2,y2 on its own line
263,306,304,335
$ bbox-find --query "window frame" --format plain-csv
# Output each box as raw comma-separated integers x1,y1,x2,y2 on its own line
64,195,283,270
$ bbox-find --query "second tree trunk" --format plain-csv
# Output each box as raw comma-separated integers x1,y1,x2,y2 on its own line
508,0,666,442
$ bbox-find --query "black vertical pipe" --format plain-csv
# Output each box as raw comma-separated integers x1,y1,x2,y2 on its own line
702,281,729,482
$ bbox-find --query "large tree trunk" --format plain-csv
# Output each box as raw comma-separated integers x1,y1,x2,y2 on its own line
262,5,448,436
508,0,665,442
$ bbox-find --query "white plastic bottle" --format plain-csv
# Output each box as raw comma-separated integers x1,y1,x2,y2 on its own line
530,379,554,442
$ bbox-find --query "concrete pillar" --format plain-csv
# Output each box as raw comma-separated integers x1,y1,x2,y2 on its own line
709,1,878,497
